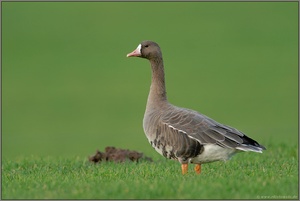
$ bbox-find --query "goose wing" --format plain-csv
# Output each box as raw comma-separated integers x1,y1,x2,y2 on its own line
161,107,265,152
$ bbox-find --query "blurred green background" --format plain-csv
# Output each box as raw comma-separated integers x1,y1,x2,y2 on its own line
2,2,298,159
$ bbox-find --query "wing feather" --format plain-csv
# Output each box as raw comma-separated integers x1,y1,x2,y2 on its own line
161,106,264,151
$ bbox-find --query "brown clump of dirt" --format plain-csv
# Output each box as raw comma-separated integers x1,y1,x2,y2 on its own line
89,146,153,163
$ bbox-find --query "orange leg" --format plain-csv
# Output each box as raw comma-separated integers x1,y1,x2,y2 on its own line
181,164,188,175
194,164,201,174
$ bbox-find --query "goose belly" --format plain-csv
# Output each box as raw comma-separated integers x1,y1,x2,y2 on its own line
147,138,178,160
143,115,203,162
190,144,237,164
144,129,204,162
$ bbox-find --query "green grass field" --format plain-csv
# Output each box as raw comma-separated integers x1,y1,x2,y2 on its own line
2,145,298,199
2,2,298,199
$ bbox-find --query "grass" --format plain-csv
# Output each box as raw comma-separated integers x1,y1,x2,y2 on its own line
2,1,298,199
2,142,298,199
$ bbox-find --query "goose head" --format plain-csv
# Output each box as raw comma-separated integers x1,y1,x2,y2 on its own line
127,41,162,60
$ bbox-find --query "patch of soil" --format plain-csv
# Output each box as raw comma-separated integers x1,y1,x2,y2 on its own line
89,146,153,163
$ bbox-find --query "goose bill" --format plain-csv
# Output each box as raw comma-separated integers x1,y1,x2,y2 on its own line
127,44,142,57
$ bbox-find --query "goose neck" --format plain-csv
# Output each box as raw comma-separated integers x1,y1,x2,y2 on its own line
147,58,168,106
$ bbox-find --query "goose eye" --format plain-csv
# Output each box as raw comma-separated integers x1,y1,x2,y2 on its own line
144,45,149,48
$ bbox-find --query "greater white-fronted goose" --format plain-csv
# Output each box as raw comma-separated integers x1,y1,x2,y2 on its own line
126,41,266,174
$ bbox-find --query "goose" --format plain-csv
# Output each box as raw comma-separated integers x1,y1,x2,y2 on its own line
126,41,266,174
